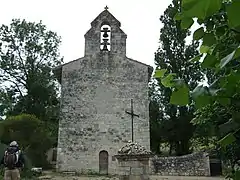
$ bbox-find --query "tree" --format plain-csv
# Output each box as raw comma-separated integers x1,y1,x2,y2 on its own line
154,0,240,178
0,19,62,120
153,0,203,155
149,80,163,154
0,88,16,117
191,103,230,149
0,114,53,167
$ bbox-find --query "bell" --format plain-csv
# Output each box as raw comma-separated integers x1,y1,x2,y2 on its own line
102,44,108,51
102,28,109,38
102,39,109,51
103,32,108,38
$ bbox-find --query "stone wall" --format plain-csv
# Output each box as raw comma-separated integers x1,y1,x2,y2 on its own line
150,152,211,176
57,53,151,174
56,8,152,174
115,154,151,180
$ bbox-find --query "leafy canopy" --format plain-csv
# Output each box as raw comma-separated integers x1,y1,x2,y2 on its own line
154,0,240,178
0,114,53,167
0,19,62,119
152,0,202,155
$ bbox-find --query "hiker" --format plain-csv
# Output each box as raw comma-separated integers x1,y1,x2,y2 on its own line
1,141,25,180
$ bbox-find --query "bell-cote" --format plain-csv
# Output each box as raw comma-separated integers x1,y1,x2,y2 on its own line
84,6,127,56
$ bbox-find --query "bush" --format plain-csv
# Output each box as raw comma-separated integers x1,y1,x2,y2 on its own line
0,114,53,168
0,143,7,160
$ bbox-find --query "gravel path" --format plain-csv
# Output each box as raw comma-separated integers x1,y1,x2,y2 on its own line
38,174,225,180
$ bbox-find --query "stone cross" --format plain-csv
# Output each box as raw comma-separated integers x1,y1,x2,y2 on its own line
125,99,139,142
104,6,109,10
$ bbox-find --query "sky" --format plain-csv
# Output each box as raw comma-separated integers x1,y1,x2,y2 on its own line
0,0,173,68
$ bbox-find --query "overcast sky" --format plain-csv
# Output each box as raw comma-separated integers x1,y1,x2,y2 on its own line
0,0,174,67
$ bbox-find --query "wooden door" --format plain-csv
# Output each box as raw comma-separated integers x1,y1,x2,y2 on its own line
99,150,108,175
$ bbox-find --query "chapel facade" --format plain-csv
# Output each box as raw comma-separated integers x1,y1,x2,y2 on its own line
54,7,153,174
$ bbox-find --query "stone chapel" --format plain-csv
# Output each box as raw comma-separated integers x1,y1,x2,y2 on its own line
54,7,153,174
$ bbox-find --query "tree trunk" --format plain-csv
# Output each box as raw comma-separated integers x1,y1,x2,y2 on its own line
169,142,174,156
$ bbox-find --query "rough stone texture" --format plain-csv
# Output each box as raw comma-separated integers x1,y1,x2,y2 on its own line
118,141,152,155
150,152,211,177
114,142,152,180
54,8,152,175
115,154,152,180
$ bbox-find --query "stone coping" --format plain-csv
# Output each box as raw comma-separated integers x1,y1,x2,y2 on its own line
114,154,154,160
152,152,209,160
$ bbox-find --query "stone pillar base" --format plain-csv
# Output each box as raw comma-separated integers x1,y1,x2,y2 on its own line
114,154,152,180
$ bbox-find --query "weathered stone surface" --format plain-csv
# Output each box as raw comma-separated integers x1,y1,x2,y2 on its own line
55,8,152,174
115,143,151,180
38,175,224,180
118,141,152,155
131,167,144,175
118,167,131,175
115,155,151,180
38,175,53,180
150,152,211,176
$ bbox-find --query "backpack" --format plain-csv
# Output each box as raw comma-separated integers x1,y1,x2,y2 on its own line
3,149,19,169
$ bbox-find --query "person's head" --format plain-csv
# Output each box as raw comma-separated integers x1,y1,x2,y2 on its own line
9,141,18,147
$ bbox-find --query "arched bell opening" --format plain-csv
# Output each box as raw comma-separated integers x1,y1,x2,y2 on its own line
100,24,111,51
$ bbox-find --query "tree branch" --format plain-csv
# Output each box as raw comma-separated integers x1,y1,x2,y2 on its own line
36,55,46,69
10,36,28,77
215,95,240,102
2,69,26,87
4,78,24,98
231,28,240,34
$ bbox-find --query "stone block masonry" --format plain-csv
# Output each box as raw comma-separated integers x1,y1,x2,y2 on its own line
115,155,151,180
56,52,151,174
54,7,153,174
115,142,153,180
150,152,211,176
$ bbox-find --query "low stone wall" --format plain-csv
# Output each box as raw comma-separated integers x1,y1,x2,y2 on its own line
150,152,210,176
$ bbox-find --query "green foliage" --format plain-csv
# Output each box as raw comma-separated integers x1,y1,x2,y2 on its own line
170,82,189,106
0,19,62,121
153,69,167,78
149,80,164,154
226,0,240,31
193,27,204,40
0,114,53,168
152,0,203,156
0,19,60,160
0,143,7,160
155,0,240,178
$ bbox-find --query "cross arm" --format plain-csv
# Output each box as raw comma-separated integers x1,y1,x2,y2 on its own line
125,110,140,117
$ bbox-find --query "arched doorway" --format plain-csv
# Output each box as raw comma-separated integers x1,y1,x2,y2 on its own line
99,150,108,174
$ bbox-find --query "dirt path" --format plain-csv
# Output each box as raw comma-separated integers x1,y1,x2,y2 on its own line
38,173,225,180
40,176,225,180
150,175,225,180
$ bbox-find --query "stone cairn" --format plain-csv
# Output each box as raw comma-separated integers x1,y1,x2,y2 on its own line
118,140,152,155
